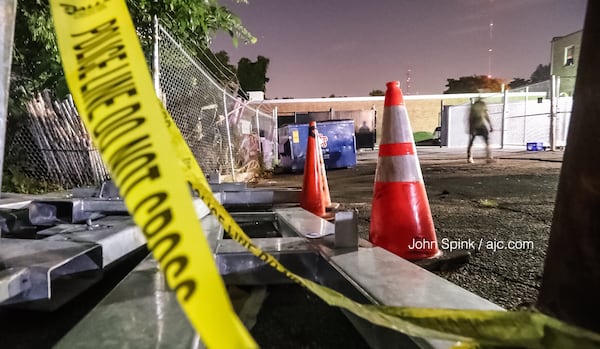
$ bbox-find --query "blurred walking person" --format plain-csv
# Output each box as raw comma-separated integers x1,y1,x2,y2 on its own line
467,98,494,163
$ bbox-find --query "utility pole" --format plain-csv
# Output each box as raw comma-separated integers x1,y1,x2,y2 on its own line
537,0,600,333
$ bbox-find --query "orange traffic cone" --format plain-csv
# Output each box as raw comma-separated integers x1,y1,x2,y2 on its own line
315,128,332,208
369,81,441,260
301,121,326,217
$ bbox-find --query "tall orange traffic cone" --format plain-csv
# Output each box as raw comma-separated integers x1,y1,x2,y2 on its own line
369,81,440,260
301,121,326,217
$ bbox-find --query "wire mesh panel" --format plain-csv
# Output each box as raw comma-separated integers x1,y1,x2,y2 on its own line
442,79,572,149
444,100,503,149
555,76,576,148
3,24,276,193
503,81,552,146
5,91,108,189
555,97,573,147
157,25,277,181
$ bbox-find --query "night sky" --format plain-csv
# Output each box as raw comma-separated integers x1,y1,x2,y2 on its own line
210,0,587,98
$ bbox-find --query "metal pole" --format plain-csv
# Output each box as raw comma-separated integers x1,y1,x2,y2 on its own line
439,99,444,127
223,90,236,181
255,106,260,137
273,106,279,166
556,76,563,146
0,0,17,197
501,86,508,149
550,75,557,151
556,76,561,148
523,86,528,145
254,105,262,167
152,15,161,100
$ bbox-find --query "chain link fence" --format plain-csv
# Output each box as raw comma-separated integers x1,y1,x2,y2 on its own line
4,91,108,191
156,24,277,182
505,78,574,148
441,77,574,150
3,22,278,192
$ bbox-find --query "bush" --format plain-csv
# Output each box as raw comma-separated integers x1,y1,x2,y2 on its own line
413,131,434,143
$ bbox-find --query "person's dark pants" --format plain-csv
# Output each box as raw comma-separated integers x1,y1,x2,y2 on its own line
467,127,491,160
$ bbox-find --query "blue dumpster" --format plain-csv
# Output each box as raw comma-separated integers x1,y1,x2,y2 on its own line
278,120,357,173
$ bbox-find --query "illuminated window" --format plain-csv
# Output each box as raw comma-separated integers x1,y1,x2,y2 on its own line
564,45,575,66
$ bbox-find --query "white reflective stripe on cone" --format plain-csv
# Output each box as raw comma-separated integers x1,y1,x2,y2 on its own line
380,105,414,144
375,155,424,183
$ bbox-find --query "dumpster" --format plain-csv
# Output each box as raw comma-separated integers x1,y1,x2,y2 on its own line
278,120,356,172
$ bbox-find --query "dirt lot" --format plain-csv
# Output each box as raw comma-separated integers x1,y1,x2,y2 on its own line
259,147,564,310
0,146,564,349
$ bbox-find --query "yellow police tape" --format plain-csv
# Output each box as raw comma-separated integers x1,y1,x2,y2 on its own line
168,108,600,349
49,1,600,349
48,1,256,348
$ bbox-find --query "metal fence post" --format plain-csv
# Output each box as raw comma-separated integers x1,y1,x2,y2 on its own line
273,106,279,167
0,0,17,197
501,87,508,149
555,76,561,148
152,15,161,99
255,106,260,137
439,99,444,128
223,90,236,181
523,86,529,144
550,75,557,151
254,105,263,167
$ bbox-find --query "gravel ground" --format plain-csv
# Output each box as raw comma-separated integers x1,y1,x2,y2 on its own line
0,147,565,348
259,147,564,311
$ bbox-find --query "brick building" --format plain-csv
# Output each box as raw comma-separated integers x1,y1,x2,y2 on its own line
250,94,494,144
550,30,582,96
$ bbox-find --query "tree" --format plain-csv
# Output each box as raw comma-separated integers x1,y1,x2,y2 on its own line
506,63,551,90
198,49,238,90
530,63,551,83
443,75,505,94
11,0,255,100
369,89,385,96
506,63,552,90
508,78,530,89
236,56,270,94
213,51,238,76
129,0,255,58
11,1,64,96
6,0,255,191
